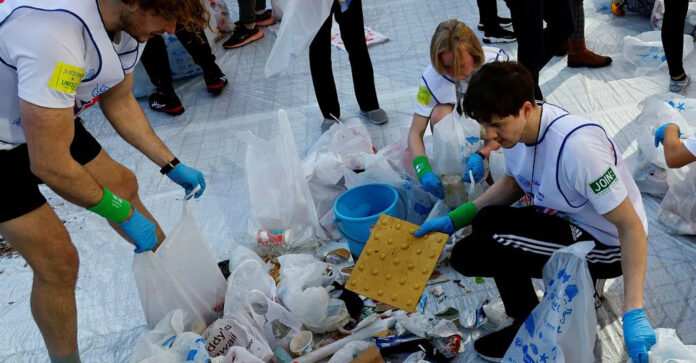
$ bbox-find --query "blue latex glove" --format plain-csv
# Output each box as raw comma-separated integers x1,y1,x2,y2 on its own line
167,163,206,199
623,308,656,363
465,153,485,183
420,171,444,200
654,123,682,147
414,216,455,237
119,209,158,253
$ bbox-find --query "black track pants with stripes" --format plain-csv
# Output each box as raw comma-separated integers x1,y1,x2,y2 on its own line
450,205,623,321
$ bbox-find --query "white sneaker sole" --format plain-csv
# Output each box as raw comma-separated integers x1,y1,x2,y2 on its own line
482,36,516,44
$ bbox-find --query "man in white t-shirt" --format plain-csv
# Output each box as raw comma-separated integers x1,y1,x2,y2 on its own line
414,61,655,362
0,1,209,362
654,122,696,168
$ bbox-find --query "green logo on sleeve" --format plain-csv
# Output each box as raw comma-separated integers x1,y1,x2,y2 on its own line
589,167,618,196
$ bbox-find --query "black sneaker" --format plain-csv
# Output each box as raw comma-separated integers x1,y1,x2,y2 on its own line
202,65,228,95
474,320,523,362
149,90,184,116
478,16,513,30
483,27,516,44
223,25,263,49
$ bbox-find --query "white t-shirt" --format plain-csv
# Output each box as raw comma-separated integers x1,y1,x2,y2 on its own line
0,5,142,149
413,46,509,117
504,103,648,247
685,135,696,157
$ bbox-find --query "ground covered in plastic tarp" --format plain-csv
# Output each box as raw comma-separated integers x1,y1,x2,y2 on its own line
2,0,696,362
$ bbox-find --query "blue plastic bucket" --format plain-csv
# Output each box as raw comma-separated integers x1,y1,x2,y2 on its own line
333,183,400,258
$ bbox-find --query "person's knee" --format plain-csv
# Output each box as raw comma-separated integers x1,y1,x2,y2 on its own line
471,205,505,232
112,168,139,202
34,238,79,288
430,104,454,127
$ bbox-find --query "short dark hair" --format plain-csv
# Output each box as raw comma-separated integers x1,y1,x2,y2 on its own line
463,61,536,124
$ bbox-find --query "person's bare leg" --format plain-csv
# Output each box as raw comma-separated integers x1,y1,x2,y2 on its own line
84,150,166,247
0,204,79,358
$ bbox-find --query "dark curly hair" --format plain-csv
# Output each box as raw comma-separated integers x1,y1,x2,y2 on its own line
122,0,210,30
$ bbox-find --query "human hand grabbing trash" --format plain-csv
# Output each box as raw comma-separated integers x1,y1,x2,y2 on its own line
166,162,206,199
622,308,656,363
654,123,682,147
464,152,485,183
420,171,445,199
414,216,455,236
119,209,159,253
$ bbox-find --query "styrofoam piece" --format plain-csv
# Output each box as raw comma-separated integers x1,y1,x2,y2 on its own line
345,214,448,312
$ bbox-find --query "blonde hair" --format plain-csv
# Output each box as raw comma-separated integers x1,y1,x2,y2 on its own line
430,19,484,79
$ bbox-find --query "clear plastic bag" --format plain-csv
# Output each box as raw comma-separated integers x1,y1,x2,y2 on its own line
133,202,226,334
130,310,212,363
503,242,597,363
264,0,334,77
430,110,484,176
628,328,696,362
247,290,302,350
659,164,696,234
224,259,277,316
276,254,350,333
623,31,694,73
327,341,374,363
238,110,325,257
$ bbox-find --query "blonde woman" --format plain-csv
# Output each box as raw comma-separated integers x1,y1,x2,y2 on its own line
409,19,507,200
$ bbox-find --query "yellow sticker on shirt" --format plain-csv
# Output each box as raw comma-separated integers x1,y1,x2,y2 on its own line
48,62,84,94
416,85,432,105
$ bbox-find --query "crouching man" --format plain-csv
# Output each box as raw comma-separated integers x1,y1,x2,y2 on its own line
414,61,656,362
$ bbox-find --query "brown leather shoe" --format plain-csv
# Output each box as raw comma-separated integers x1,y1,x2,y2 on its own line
567,40,612,68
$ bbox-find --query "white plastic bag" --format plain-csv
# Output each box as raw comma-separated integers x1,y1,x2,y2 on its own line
630,328,696,362
330,22,389,52
224,259,277,316
623,31,694,73
133,202,226,333
659,164,696,234
247,290,303,349
218,347,265,363
239,109,325,255
202,312,273,360
276,254,350,333
264,0,333,76
130,310,212,363
503,242,597,363
431,110,483,176
228,245,270,275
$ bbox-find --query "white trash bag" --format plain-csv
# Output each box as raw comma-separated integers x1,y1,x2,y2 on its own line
629,328,696,362
239,110,325,257
133,201,226,333
264,0,333,76
217,347,265,363
276,254,350,333
247,290,302,350
659,164,696,234
202,312,273,361
503,242,597,363
431,110,484,177
224,259,277,316
130,310,212,363
623,31,694,73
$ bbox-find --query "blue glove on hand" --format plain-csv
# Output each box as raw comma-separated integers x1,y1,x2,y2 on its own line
414,216,455,237
119,209,158,253
623,308,656,363
654,123,682,147
167,163,206,199
465,152,485,183
420,171,445,200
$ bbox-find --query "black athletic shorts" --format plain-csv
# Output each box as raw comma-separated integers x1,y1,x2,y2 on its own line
0,118,102,223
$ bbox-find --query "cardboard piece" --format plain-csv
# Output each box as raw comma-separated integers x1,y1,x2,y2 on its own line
349,346,385,363
346,215,448,312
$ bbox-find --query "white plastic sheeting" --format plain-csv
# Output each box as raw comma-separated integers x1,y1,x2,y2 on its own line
2,0,696,362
